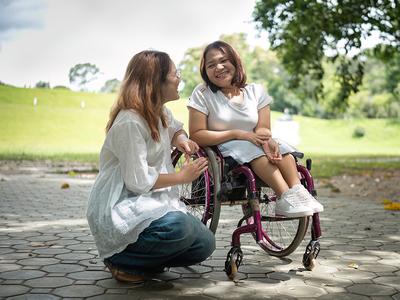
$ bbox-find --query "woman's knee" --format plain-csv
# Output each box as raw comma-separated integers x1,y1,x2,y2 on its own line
201,229,216,258
160,212,196,241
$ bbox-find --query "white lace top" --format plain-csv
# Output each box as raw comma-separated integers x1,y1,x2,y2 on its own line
86,107,188,259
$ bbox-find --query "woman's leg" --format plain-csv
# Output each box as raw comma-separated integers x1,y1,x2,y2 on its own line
106,211,215,275
166,213,215,267
250,155,313,217
250,155,289,197
274,154,301,188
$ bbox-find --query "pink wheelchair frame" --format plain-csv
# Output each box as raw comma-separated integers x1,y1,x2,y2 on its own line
172,146,321,279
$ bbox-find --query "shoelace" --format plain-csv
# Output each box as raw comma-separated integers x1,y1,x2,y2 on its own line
285,194,308,207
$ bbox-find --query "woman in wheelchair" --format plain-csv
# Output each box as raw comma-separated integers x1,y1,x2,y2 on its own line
86,50,215,283
188,41,323,218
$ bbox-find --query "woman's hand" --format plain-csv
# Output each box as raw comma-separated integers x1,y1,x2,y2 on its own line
176,138,199,155
173,131,199,155
178,156,208,184
264,139,282,163
235,129,270,146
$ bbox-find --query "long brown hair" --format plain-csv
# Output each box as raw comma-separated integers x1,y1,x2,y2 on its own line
200,41,247,93
106,50,171,142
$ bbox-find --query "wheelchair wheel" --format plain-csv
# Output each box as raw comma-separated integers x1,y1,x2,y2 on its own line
171,149,221,234
242,187,309,257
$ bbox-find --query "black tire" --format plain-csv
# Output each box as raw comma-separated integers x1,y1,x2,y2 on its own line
171,148,221,233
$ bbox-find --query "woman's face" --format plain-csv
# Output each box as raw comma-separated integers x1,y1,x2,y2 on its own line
204,48,236,89
161,62,181,103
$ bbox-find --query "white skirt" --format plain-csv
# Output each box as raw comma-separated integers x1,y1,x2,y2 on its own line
217,138,302,164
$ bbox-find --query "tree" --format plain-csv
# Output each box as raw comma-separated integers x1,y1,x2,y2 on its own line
253,0,400,112
69,63,100,91
101,78,121,93
35,81,50,88
178,47,203,97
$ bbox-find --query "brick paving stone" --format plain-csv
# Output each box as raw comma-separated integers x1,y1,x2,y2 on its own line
32,248,71,255
358,263,398,273
24,276,74,288
373,275,400,289
8,294,60,300
55,252,95,260
41,263,85,273
18,257,59,266
29,288,53,294
169,265,212,274
346,283,397,296
53,285,105,298
333,269,377,281
87,296,133,300
67,270,111,280
319,293,369,299
393,293,400,300
0,285,30,297
0,263,21,272
0,270,45,280
277,284,327,298
1,173,400,299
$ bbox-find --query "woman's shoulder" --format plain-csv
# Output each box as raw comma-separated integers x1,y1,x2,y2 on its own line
111,110,147,130
244,83,265,94
192,83,212,97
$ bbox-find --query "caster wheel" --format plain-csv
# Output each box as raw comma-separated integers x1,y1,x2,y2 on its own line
224,247,243,281
226,258,238,280
303,256,316,271
302,240,320,271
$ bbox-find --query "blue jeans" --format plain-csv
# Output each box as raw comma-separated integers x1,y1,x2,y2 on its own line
104,211,216,275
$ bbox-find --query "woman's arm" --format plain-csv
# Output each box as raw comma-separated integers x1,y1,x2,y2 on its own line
189,108,238,146
189,108,267,147
171,129,199,155
152,156,208,189
254,105,272,135
255,105,281,162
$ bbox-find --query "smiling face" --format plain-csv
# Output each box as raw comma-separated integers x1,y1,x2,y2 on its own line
204,48,236,89
161,62,181,103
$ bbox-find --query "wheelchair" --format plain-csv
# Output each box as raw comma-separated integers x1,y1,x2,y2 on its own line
171,146,322,280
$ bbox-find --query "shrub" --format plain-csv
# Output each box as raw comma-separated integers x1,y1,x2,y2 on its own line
353,126,365,138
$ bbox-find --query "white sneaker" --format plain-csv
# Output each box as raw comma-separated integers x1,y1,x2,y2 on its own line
275,189,314,218
292,184,324,213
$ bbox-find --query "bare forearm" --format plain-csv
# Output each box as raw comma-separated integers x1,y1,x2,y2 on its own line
190,129,238,147
255,127,271,136
153,173,183,189
171,130,188,147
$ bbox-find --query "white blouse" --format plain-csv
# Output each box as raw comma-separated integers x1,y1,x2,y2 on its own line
187,83,272,132
86,107,187,259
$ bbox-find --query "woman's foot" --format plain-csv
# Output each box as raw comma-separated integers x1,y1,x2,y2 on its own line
292,184,324,213
275,189,314,218
104,261,145,283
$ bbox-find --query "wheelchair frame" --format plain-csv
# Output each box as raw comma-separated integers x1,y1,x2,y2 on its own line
171,147,322,279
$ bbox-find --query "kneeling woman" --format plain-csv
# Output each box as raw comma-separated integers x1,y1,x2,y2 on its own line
87,50,215,283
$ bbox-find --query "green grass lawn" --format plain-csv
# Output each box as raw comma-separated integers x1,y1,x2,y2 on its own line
1,85,399,176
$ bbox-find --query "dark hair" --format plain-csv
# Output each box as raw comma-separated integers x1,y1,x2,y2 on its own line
200,40,247,93
106,50,171,141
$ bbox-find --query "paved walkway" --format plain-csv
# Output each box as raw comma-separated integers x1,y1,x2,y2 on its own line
0,170,399,299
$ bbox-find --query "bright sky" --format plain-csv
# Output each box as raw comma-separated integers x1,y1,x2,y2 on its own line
0,0,268,90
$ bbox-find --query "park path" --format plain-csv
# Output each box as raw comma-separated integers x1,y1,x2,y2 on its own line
0,170,399,299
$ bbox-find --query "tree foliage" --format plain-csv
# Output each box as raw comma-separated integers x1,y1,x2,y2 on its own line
69,63,100,91
101,78,121,93
35,81,50,89
253,0,400,112
179,47,203,97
